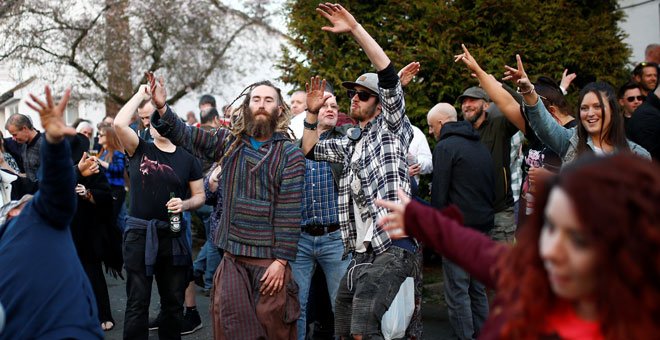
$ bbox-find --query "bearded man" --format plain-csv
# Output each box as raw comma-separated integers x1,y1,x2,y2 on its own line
458,86,518,242
149,76,305,340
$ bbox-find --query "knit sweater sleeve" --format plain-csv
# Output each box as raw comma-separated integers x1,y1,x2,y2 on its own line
32,138,76,230
151,106,230,162
271,145,305,260
404,200,507,288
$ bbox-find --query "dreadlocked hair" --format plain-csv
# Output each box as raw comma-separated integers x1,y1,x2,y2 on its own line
217,80,295,166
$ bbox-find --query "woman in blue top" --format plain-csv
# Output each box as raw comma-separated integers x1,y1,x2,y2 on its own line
97,124,126,228
502,55,650,163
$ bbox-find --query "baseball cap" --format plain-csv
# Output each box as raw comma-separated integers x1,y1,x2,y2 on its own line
457,86,490,103
342,73,379,95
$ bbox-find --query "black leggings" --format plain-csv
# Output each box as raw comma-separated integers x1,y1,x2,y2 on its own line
82,260,113,323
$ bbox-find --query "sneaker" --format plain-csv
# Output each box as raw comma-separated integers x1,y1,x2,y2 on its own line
181,308,203,335
148,313,161,331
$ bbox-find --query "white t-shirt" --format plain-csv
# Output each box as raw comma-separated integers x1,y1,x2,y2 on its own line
350,138,373,253
289,113,305,140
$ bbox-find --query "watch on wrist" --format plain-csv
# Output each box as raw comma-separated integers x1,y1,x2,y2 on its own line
304,119,318,131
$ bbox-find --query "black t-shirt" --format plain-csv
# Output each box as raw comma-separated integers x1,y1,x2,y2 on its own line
128,139,202,222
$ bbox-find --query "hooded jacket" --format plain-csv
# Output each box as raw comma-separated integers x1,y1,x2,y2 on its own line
431,120,495,232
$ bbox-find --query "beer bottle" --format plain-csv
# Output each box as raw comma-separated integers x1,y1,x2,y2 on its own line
169,192,182,234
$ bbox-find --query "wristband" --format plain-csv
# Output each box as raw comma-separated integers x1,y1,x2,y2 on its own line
517,85,535,95
303,119,318,131
275,259,287,267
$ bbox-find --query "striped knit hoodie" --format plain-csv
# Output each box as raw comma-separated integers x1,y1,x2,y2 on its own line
152,107,305,260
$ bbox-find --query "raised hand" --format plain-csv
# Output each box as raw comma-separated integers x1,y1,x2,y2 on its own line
137,83,152,102
146,72,166,109
454,44,484,76
398,62,421,87
305,76,332,114
560,69,576,92
375,189,411,239
316,3,358,34
503,54,533,92
25,86,76,143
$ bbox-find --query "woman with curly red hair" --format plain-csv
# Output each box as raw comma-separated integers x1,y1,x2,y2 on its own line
377,153,660,339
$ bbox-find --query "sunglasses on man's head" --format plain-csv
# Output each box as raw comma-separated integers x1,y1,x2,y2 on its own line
626,95,645,103
347,89,376,102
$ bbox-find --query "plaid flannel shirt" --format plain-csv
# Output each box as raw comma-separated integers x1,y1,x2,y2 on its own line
312,78,413,257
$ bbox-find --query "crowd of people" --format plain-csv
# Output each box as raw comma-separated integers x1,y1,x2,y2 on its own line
0,3,659,340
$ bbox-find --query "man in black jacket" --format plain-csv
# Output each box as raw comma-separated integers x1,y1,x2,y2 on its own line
628,84,660,161
427,102,495,340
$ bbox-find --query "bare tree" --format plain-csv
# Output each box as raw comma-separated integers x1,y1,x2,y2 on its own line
0,0,290,114
0,0,23,19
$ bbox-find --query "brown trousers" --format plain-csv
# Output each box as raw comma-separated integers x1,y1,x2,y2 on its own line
211,253,299,340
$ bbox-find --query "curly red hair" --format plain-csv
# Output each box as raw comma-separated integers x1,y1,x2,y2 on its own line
496,153,660,338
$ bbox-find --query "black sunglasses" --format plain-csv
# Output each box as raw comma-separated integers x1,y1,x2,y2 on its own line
347,127,363,141
626,95,645,103
347,89,376,102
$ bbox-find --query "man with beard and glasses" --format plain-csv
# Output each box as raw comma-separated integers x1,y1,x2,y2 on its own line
149,74,305,339
300,4,418,339
458,86,518,243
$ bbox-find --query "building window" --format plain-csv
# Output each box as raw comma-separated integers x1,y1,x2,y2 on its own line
65,104,78,126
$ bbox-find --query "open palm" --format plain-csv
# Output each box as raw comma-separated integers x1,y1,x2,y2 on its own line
317,3,357,33
25,86,76,143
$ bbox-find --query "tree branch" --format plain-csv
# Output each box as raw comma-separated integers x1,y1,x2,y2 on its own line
165,19,254,104
208,0,292,43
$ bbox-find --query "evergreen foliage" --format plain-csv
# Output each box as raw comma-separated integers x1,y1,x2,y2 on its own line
279,0,631,133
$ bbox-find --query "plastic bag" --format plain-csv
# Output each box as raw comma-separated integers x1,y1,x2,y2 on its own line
381,277,415,340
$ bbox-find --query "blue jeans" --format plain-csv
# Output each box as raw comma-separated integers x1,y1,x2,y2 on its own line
192,205,222,289
442,257,489,340
290,229,350,340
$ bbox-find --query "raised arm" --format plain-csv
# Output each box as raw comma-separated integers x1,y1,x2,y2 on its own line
24,86,77,229
399,62,421,87
301,76,332,156
147,73,225,162
114,85,150,156
559,69,576,95
455,44,525,133
504,55,573,156
317,3,390,71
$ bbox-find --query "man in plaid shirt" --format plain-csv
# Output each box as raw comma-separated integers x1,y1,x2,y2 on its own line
301,4,417,339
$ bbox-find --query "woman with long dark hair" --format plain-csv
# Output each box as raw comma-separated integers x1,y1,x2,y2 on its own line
376,153,660,339
502,55,650,163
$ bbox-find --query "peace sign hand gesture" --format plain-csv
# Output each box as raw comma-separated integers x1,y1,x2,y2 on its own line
503,54,533,93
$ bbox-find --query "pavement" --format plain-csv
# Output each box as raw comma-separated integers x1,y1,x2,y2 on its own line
103,271,454,340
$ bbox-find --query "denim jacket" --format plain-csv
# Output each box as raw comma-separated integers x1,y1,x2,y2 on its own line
523,98,650,164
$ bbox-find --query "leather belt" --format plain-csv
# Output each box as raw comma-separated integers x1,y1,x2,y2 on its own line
301,224,340,236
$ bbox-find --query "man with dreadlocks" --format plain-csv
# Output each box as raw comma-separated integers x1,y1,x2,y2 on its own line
301,4,418,339
149,74,305,339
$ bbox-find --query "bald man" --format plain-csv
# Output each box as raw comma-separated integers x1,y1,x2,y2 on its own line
426,102,495,339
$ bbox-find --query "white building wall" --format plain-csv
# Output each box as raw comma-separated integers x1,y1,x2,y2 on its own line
619,0,660,63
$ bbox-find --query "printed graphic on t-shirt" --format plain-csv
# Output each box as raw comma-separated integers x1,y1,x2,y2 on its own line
139,154,181,187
